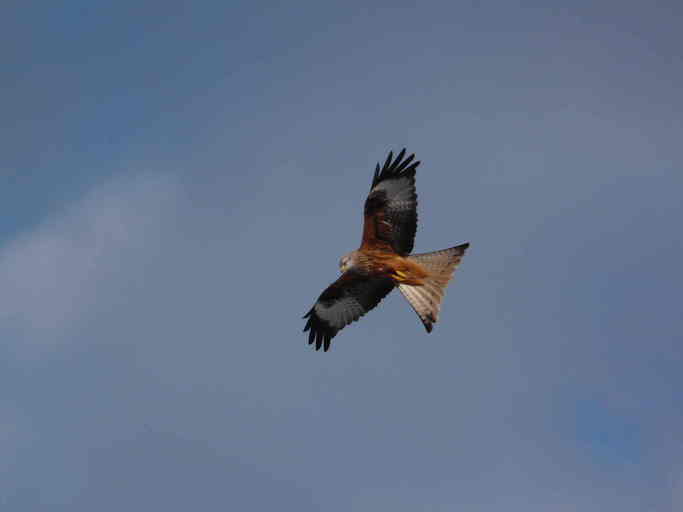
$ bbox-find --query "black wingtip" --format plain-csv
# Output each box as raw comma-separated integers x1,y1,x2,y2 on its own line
371,163,381,190
303,306,338,352
383,151,393,172
372,148,420,187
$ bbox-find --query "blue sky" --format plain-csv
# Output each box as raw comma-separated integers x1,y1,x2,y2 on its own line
2,1,682,510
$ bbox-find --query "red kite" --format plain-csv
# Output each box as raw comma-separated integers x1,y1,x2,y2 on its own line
303,149,469,351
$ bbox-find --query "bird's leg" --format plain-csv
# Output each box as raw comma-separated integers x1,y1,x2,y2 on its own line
393,269,409,281
387,258,428,285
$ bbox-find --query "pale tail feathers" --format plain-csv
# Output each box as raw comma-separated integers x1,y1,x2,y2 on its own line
398,243,469,332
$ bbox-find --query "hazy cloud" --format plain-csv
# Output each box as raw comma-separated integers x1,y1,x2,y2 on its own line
0,174,179,352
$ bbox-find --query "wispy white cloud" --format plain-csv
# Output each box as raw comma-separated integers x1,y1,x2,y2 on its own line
0,173,179,353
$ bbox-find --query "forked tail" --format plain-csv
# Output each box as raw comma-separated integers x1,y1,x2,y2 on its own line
398,242,469,332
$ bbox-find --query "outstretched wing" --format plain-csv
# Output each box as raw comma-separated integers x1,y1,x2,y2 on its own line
361,148,420,255
303,271,395,351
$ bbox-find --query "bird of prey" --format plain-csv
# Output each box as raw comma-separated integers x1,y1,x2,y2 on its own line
303,149,469,351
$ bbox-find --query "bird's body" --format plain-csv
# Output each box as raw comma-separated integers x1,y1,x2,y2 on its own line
341,249,428,286
304,149,469,351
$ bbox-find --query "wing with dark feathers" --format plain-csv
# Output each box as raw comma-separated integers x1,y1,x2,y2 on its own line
303,272,395,351
361,148,420,255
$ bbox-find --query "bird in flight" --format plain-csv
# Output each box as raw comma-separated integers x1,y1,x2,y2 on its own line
303,149,469,351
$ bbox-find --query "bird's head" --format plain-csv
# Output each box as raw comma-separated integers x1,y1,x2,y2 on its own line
339,251,359,273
